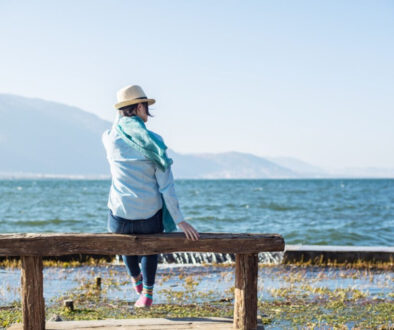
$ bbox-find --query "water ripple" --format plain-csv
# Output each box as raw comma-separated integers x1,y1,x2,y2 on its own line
0,178,393,246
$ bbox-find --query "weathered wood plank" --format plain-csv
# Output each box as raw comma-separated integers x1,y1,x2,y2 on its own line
0,233,284,256
8,317,263,329
233,253,258,330
21,256,45,330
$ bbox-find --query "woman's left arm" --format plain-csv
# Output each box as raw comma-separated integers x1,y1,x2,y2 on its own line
155,166,199,241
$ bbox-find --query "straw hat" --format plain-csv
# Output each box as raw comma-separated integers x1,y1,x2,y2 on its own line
114,85,155,109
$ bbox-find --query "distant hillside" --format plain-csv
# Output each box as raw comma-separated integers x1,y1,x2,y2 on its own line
169,150,299,179
0,94,301,178
266,156,328,178
1,94,392,179
0,94,111,175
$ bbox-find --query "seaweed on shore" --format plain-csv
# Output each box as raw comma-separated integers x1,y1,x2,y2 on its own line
0,255,392,270
1,261,393,329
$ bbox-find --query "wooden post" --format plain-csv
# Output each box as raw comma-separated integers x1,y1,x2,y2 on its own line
233,253,258,330
95,276,102,290
21,256,45,330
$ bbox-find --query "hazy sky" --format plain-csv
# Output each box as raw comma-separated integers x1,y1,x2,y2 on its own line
1,0,393,170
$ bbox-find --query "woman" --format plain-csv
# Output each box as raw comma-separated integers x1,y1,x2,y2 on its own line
102,85,199,308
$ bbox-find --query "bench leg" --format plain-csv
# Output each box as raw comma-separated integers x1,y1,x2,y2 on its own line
233,253,258,330
21,256,45,330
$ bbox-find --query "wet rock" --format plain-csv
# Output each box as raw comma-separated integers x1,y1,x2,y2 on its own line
49,314,63,322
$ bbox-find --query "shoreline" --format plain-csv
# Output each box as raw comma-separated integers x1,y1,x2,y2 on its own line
1,244,392,265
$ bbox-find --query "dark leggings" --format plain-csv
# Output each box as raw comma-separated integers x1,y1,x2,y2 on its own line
107,209,164,286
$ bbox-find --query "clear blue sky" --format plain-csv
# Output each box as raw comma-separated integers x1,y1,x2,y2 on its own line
1,0,393,170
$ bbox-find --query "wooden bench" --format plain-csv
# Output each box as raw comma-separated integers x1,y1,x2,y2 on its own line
0,233,284,330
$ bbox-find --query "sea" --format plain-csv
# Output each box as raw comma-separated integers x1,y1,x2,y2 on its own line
0,178,393,246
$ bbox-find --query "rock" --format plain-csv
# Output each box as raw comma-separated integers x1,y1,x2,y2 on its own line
49,314,63,322
64,299,74,311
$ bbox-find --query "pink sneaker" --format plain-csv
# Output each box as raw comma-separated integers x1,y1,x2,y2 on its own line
134,294,153,308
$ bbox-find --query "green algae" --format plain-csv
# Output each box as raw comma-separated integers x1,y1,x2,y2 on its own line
0,256,392,270
2,299,392,329
0,304,21,329
1,262,393,329
259,287,394,328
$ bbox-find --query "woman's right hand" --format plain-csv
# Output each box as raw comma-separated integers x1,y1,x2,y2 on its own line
178,221,200,241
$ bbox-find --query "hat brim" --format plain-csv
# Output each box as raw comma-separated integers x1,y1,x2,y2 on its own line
114,98,155,109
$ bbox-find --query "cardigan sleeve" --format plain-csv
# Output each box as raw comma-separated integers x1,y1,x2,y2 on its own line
154,164,184,224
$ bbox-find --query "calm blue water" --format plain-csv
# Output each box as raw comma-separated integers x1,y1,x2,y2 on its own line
0,179,393,246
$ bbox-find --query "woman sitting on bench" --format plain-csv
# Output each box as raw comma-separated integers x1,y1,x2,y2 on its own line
102,84,199,308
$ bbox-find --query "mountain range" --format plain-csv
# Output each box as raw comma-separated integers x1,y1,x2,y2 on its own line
0,94,392,179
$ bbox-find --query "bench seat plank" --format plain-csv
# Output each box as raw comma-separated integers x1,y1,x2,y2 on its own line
0,233,284,256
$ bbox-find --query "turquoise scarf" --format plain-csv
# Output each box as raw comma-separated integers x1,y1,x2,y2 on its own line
116,116,176,232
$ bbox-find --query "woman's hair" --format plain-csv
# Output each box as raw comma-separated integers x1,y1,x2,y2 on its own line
119,102,153,117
